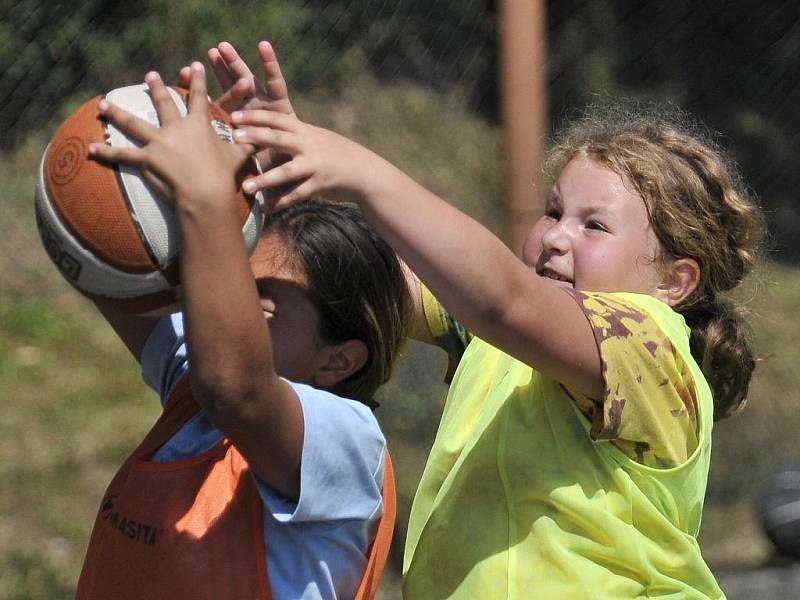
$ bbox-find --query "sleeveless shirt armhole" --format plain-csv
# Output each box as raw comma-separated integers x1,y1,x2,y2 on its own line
256,381,385,524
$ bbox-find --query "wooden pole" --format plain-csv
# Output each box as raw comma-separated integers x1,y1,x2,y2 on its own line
499,0,548,256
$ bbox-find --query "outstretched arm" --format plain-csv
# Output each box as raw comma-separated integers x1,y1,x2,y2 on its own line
90,65,304,498
231,110,603,399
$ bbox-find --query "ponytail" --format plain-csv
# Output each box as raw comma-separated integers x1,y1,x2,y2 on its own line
683,298,756,421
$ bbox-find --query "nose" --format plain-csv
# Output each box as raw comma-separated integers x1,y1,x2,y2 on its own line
540,219,570,255
522,216,569,268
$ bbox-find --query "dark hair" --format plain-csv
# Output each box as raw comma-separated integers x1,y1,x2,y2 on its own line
263,199,411,407
545,102,765,420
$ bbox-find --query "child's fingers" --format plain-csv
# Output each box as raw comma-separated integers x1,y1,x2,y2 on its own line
98,98,158,142
231,140,258,165
208,47,236,91
267,179,318,212
177,66,192,90
88,141,145,166
232,126,300,154
244,158,312,194
186,62,210,116
257,41,293,114
218,41,256,83
210,42,260,113
145,72,182,125
216,78,256,114
231,109,297,132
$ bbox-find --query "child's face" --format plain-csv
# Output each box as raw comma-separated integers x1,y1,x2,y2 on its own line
249,234,329,384
523,156,665,296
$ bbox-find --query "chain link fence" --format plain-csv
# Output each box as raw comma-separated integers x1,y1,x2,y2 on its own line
3,0,800,594
4,1,800,277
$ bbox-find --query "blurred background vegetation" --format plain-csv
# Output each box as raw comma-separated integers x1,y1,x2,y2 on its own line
2,1,800,598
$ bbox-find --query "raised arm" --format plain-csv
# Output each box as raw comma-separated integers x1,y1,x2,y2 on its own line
230,111,603,399
90,65,305,498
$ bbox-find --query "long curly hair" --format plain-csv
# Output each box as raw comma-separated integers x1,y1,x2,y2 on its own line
545,102,765,420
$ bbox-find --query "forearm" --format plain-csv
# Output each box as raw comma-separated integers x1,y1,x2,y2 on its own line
238,110,598,389
355,152,533,341
176,191,274,403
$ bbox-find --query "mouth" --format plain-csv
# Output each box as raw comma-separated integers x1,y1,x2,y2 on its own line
537,267,574,286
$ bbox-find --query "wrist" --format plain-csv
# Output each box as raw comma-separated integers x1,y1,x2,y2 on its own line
173,180,239,216
351,149,398,203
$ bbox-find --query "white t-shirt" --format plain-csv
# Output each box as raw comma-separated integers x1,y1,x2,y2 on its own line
141,313,385,600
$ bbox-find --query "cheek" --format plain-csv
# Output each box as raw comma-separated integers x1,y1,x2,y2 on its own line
522,223,545,267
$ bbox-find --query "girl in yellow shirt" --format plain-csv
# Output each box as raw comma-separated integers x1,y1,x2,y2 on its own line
169,43,763,599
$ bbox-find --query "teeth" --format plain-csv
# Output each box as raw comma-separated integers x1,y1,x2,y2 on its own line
542,269,570,283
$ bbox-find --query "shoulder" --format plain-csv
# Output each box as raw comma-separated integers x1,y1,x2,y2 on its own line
569,290,694,366
292,381,384,448
260,381,386,523
567,291,709,467
572,291,687,337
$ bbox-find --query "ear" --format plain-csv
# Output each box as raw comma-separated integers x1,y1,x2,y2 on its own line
656,257,701,307
312,339,369,389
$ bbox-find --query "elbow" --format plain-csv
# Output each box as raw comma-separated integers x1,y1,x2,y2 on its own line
189,369,262,423
471,301,508,333
470,276,527,331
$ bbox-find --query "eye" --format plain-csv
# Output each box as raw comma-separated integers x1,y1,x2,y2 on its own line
585,220,609,233
544,206,562,221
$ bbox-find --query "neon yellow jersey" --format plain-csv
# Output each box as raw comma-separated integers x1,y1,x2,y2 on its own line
403,290,723,599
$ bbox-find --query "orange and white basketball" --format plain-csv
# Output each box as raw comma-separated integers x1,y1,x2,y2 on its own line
34,84,264,313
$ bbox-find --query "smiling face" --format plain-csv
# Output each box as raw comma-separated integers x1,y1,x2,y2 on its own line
523,155,667,296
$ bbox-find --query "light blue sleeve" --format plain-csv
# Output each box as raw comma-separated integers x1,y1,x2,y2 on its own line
141,312,189,404
256,382,386,600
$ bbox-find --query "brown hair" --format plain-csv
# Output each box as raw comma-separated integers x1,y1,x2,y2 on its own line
263,199,411,407
545,102,765,420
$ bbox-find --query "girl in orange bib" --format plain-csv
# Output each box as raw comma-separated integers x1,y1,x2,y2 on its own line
81,58,410,599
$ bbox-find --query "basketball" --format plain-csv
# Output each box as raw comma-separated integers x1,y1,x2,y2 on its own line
34,83,265,313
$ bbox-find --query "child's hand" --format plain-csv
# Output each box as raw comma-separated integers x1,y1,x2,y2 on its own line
210,41,294,117
90,63,254,208
179,41,295,173
230,109,381,209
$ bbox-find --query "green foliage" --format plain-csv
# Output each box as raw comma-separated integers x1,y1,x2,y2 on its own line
1,0,497,147
0,0,326,143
